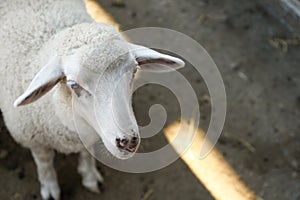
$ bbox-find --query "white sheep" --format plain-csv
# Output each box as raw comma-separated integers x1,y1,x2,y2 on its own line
0,0,185,199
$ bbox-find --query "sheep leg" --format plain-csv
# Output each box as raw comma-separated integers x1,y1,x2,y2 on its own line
31,148,60,200
78,149,104,193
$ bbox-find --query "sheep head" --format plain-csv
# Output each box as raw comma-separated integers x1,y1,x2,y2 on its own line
14,23,185,159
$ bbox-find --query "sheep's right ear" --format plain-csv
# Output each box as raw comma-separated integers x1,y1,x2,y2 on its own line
14,57,65,107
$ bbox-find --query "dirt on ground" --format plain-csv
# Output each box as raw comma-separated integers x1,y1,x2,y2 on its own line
0,0,300,199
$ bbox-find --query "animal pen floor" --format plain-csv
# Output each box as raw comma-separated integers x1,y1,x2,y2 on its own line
0,0,300,199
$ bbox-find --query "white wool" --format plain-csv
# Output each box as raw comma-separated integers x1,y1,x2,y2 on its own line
0,0,120,153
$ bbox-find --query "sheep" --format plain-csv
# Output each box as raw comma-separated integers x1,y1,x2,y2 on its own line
0,0,185,199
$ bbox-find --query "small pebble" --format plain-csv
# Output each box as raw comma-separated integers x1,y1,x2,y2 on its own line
131,11,137,18
18,168,25,180
229,61,241,70
199,94,210,105
238,72,248,81
0,149,8,159
32,194,38,199
13,192,21,199
291,160,298,169
292,172,298,178
112,0,126,8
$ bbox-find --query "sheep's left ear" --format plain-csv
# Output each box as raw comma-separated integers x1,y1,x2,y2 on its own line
130,44,185,72
14,57,65,107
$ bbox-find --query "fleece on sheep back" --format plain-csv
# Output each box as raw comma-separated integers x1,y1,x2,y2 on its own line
0,0,93,153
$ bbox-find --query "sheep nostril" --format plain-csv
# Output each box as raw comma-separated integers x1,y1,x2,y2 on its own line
116,138,130,148
121,138,129,145
132,137,137,142
129,137,139,148
116,138,121,146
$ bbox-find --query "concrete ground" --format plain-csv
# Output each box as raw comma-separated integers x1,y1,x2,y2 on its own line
0,0,300,199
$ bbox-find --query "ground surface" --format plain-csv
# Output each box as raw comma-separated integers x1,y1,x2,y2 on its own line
0,0,300,199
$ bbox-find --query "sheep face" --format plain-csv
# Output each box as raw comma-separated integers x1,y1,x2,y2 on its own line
14,23,185,159
63,46,140,159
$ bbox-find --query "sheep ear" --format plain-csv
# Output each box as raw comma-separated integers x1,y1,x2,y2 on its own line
14,57,65,107
131,44,185,72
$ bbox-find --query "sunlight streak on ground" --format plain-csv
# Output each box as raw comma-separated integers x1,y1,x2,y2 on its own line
164,120,258,200
84,0,120,30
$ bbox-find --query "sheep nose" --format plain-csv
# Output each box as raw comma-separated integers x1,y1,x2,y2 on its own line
116,136,139,153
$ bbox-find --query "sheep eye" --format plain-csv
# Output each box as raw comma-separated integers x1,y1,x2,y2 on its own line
67,81,80,89
67,81,85,97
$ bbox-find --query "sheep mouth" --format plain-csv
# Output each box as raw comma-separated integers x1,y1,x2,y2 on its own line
123,147,136,153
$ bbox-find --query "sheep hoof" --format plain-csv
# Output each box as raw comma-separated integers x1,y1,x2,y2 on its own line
41,182,60,200
85,185,100,193
83,180,105,193
78,164,104,194
97,181,105,193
